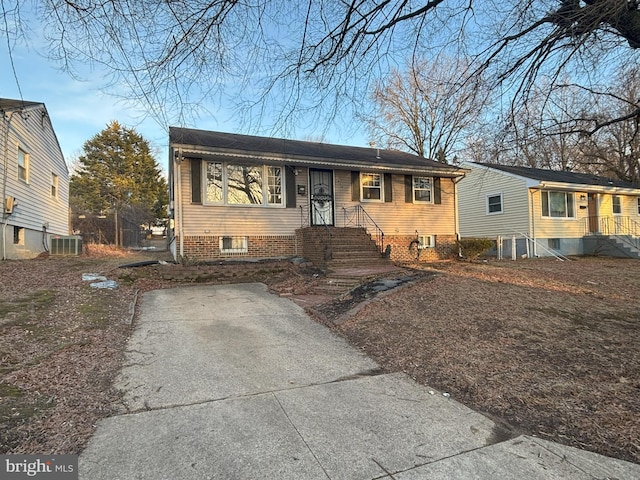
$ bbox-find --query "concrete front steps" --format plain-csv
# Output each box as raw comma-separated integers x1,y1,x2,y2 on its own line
297,226,406,296
584,235,640,259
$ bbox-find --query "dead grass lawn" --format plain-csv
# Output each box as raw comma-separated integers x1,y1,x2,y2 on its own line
336,257,640,464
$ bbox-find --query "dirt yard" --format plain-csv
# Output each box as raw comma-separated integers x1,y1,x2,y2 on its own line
0,249,638,465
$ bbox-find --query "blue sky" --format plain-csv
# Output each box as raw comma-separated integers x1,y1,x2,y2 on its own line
0,41,174,172
0,14,369,175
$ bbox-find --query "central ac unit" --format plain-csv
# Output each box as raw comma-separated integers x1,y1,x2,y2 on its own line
50,235,83,256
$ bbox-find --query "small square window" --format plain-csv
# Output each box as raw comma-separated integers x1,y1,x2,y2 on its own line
220,236,248,254
637,197,640,215
548,238,560,250
18,148,28,182
486,193,503,214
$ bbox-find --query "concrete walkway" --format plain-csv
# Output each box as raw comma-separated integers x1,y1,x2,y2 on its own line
79,284,640,479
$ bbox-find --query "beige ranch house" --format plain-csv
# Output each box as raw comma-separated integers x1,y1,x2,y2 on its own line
458,162,640,259
168,128,467,265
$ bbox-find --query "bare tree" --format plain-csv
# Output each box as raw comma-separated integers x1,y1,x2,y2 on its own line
364,56,488,161
3,1,640,134
576,67,640,182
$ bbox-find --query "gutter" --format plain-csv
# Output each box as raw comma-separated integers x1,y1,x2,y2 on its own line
176,146,468,178
536,181,640,195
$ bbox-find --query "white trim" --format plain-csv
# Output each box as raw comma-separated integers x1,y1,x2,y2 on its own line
178,146,466,177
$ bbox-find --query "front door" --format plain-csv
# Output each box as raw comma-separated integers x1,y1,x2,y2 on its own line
309,169,334,226
588,193,598,233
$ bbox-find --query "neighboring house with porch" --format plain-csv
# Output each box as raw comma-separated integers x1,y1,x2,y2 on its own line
1,99,69,260
168,128,467,265
458,162,640,258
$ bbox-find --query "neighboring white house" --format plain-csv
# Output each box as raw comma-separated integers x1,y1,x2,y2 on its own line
1,99,70,259
458,162,640,258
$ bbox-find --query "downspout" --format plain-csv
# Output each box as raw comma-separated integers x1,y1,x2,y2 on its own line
1,110,16,260
452,176,464,245
530,189,537,257
174,149,184,259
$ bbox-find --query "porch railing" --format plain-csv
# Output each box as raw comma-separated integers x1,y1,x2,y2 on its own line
585,215,640,250
342,205,385,254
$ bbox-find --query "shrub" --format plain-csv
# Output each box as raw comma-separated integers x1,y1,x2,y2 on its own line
456,238,495,259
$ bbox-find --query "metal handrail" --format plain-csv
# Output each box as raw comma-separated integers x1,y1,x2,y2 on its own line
585,215,640,250
342,205,385,254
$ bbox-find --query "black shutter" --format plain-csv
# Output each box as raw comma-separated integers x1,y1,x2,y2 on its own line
191,158,202,204
384,173,392,202
405,175,413,203
434,177,442,204
285,166,296,208
351,171,360,201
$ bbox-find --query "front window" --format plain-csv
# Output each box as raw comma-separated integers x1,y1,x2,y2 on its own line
204,162,283,206
612,195,622,215
637,197,640,215
487,193,503,214
205,162,223,203
541,191,575,218
413,176,433,203
361,173,382,201
18,148,28,182
267,166,282,204
227,165,263,204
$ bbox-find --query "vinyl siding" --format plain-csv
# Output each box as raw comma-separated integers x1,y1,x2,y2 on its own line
177,162,457,236
179,161,307,236
458,165,530,237
2,106,69,236
531,189,587,239
333,170,457,236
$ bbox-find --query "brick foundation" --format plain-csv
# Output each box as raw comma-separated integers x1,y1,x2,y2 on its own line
178,235,298,261
385,235,457,262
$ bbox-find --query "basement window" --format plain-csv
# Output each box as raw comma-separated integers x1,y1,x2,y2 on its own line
220,236,248,254
418,235,435,249
13,226,24,245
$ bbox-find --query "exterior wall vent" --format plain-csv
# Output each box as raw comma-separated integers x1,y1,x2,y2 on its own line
51,235,83,256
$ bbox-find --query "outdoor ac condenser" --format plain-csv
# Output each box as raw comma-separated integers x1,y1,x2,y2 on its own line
50,235,83,256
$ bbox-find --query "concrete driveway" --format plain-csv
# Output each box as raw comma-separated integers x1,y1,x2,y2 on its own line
79,283,640,479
